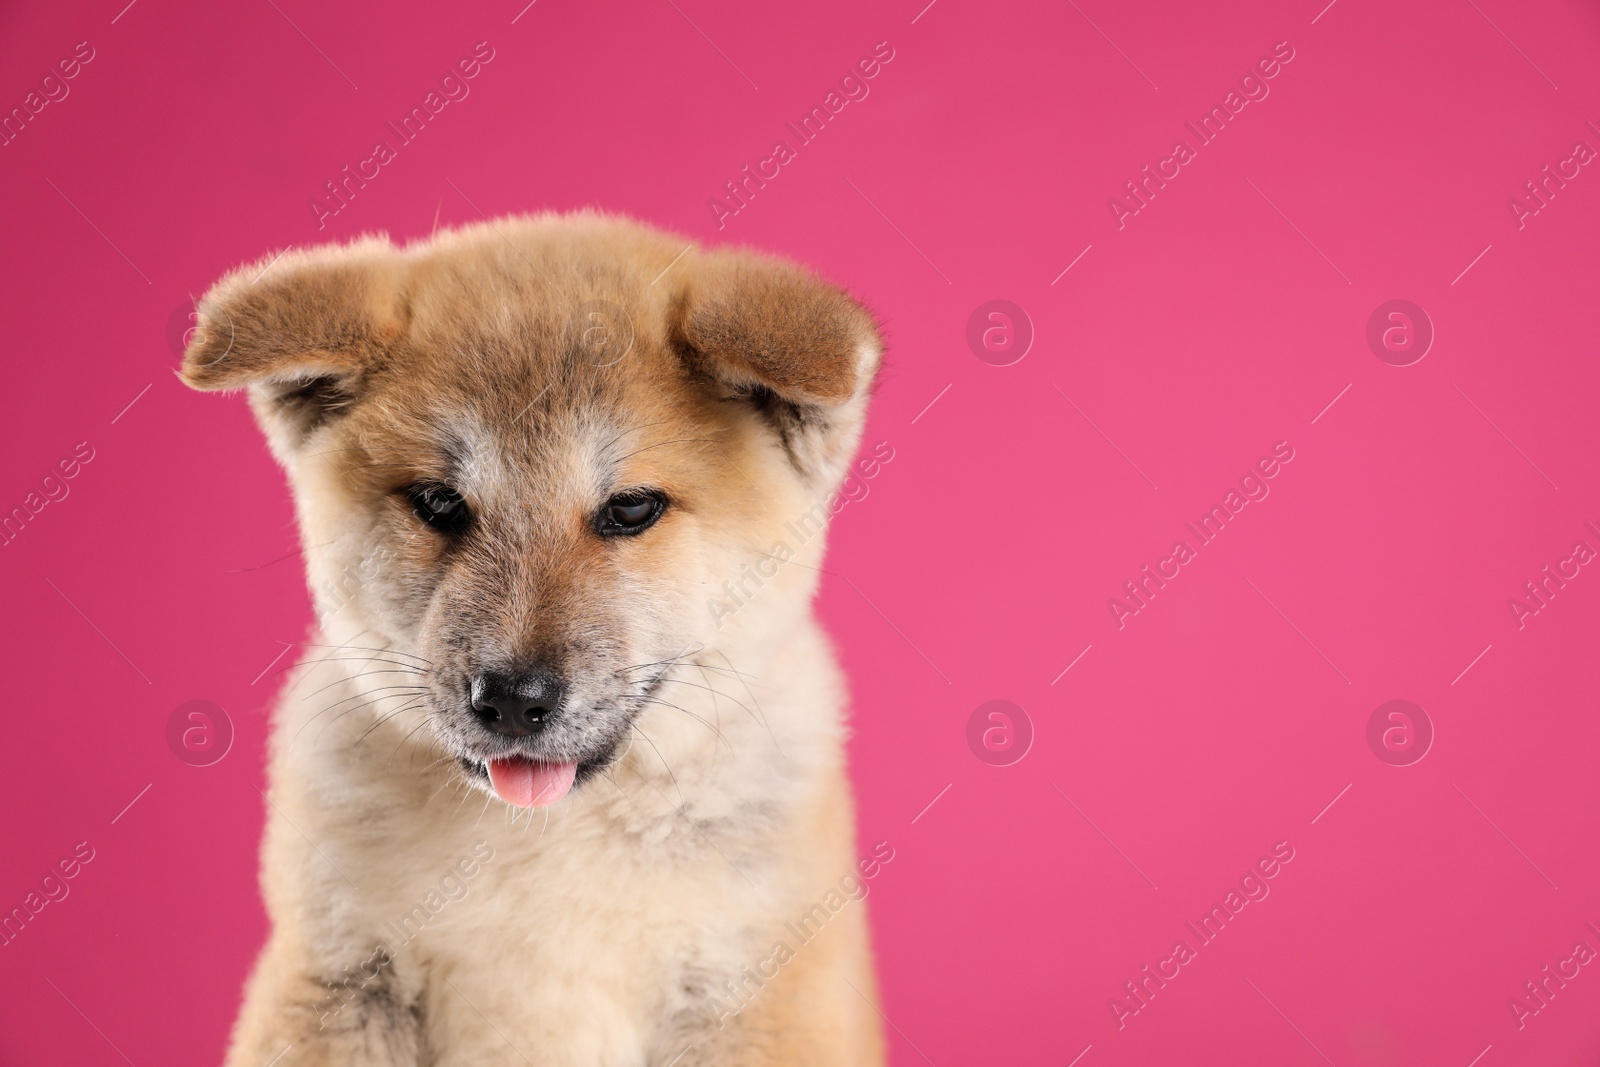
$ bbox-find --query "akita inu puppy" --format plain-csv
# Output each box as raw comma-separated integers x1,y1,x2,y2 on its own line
182,213,887,1065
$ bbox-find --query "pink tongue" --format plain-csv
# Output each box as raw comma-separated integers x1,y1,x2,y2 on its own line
486,757,577,808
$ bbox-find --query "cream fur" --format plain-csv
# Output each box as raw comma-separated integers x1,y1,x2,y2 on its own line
185,214,887,1065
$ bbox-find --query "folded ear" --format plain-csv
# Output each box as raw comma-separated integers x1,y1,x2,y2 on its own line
180,237,408,452
674,247,882,484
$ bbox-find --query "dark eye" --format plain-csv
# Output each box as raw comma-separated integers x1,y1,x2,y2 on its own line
597,490,666,537
406,482,471,534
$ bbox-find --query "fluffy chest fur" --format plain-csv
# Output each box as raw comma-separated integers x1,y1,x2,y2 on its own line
254,601,868,1064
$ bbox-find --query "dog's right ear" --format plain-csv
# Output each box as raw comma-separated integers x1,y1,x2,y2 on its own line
672,246,881,487
180,238,408,452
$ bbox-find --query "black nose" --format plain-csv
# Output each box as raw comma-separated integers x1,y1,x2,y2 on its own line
469,668,564,737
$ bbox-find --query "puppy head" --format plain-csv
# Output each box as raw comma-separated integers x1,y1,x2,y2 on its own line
182,214,879,804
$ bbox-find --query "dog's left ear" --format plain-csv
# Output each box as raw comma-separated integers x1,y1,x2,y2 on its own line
673,247,881,484
180,238,408,455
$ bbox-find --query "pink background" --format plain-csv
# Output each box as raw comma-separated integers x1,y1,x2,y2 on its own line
3,0,1599,1063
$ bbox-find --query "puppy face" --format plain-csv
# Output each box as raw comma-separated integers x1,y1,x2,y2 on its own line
183,214,879,805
